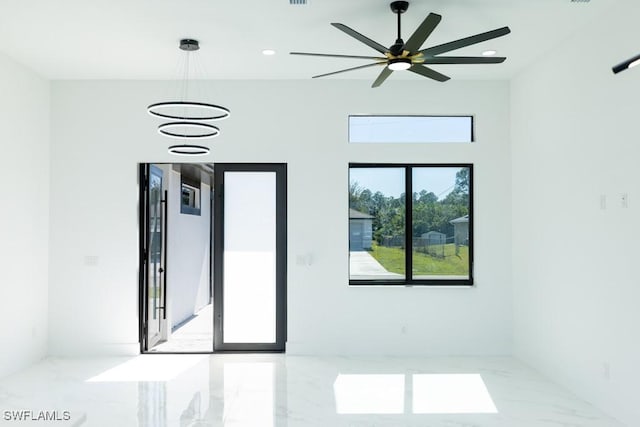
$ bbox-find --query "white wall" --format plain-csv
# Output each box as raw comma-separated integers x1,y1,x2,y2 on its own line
0,53,50,377
511,1,640,424
166,168,211,329
48,78,511,356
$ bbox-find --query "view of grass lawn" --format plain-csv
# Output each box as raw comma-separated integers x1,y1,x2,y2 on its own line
370,243,469,276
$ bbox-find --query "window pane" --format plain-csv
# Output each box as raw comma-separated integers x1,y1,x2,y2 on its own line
411,167,470,280
181,184,200,209
349,116,473,143
349,168,405,281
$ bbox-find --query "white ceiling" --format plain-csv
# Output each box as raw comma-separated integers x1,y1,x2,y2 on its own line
0,0,619,81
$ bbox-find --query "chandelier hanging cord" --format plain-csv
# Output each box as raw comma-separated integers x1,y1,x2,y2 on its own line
147,38,230,122
182,45,191,106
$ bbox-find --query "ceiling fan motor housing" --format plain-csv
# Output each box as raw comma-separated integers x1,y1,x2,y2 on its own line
390,1,409,14
390,41,405,56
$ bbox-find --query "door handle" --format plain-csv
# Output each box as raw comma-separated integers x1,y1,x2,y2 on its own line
158,267,164,273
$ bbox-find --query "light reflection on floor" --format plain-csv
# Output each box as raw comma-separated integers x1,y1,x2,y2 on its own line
411,374,498,414
333,374,405,414
86,355,209,382
0,355,623,426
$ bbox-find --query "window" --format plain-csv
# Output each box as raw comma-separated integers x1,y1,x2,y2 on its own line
349,115,473,143
180,172,201,216
349,164,473,286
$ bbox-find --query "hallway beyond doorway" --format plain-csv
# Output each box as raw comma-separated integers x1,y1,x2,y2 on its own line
150,304,213,353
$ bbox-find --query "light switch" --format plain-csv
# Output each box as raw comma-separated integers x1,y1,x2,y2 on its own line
84,255,99,266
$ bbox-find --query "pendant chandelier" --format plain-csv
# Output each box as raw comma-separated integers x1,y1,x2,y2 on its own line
147,39,230,156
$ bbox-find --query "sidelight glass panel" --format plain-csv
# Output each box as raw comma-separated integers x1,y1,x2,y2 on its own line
223,172,276,343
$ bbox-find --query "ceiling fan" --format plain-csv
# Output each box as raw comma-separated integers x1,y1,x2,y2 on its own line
290,1,511,88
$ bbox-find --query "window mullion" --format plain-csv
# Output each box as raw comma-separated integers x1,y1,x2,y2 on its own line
405,166,413,283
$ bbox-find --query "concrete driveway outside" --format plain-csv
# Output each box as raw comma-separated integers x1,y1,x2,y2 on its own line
349,251,403,280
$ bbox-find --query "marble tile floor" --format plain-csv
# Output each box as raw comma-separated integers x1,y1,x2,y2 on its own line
0,355,624,427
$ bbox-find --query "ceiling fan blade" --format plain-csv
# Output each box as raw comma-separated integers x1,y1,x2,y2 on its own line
331,23,390,54
372,67,393,88
425,56,506,64
612,53,640,74
312,62,385,79
290,52,387,61
421,26,511,56
404,13,442,53
408,64,450,82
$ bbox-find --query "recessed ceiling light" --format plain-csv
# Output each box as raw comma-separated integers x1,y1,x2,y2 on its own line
482,50,497,57
262,49,276,56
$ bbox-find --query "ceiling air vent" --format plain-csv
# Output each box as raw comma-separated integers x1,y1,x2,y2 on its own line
290,0,306,4
570,0,590,2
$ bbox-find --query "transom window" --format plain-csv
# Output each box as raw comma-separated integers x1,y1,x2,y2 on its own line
349,164,473,286
349,115,474,143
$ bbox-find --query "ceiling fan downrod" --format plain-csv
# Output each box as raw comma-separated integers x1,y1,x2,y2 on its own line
390,1,409,54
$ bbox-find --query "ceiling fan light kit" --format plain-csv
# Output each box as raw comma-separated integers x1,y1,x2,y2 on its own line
388,58,412,71
148,38,230,155
290,1,511,87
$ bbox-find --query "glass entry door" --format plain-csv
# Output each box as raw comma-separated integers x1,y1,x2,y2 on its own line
143,165,167,350
213,164,287,351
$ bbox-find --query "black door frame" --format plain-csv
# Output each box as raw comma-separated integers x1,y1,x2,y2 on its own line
138,164,148,353
213,163,287,352
138,164,168,352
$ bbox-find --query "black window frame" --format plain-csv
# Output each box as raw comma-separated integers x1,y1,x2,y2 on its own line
349,163,474,287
